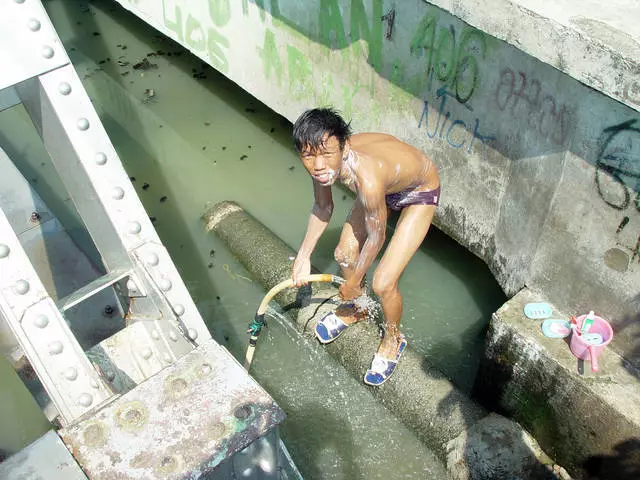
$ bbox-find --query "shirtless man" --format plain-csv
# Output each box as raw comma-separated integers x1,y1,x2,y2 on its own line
291,108,440,386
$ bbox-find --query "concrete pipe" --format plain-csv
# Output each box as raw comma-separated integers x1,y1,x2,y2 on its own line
203,201,561,479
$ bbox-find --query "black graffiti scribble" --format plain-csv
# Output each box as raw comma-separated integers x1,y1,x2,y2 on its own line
381,9,395,40
595,119,640,211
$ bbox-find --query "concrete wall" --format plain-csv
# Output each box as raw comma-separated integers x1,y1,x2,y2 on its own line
113,0,640,366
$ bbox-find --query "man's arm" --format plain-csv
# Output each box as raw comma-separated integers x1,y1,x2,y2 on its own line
292,180,333,285
343,180,387,295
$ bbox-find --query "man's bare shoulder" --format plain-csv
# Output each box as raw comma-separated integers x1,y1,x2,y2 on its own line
351,132,402,147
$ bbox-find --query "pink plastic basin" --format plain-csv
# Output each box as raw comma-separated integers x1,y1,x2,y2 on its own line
569,313,613,372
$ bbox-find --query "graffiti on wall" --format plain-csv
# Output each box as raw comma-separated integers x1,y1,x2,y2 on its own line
595,119,640,264
495,68,572,146
162,0,231,72
410,11,487,105
418,87,495,162
256,0,384,119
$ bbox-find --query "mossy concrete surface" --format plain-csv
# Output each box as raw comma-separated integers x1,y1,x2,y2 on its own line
203,201,570,479
475,288,640,478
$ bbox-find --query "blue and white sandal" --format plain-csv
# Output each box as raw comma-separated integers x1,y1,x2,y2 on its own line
315,312,350,344
364,336,408,386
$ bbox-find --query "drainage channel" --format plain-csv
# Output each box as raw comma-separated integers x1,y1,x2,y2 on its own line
1,0,506,477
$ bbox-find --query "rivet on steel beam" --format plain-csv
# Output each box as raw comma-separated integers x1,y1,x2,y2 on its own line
91,379,100,389
106,371,115,381
127,221,141,234
151,329,160,340
141,348,152,359
188,328,198,340
59,82,72,95
48,341,64,355
145,253,159,266
164,353,172,363
64,367,78,381
33,315,49,328
28,19,41,31
234,405,253,420
42,46,54,59
77,118,90,131
14,280,30,295
158,278,172,291
78,393,93,407
0,244,10,258
15,0,26,4
126,279,138,292
169,331,178,342
173,304,185,316
95,152,107,165
111,187,125,200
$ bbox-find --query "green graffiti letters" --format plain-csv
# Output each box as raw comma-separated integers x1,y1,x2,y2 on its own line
162,0,229,73
287,45,313,98
259,29,283,85
185,14,206,51
207,27,230,72
410,10,486,104
208,0,231,27
350,0,383,68
320,0,347,48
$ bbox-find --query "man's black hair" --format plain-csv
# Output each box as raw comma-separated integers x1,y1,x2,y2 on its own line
292,108,352,153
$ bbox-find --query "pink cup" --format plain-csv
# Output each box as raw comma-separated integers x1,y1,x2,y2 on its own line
569,313,613,372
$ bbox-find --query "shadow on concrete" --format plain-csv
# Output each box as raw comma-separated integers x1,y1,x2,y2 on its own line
582,438,640,480
612,297,640,378
462,352,566,479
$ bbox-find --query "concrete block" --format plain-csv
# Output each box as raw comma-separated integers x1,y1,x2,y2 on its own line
474,288,640,478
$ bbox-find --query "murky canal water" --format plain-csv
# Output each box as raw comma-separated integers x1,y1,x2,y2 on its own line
0,0,505,477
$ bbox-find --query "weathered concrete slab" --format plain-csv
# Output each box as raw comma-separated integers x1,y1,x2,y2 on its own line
59,338,286,479
429,0,640,112
203,201,570,479
0,430,88,480
474,288,640,478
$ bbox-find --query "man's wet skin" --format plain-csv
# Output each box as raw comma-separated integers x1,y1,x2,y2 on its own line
297,133,439,359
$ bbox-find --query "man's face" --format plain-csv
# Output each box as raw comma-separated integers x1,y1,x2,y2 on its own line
300,134,344,186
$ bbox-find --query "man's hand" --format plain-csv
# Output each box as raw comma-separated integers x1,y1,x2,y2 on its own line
292,255,311,287
339,281,363,301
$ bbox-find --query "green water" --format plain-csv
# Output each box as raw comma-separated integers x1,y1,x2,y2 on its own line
0,0,505,476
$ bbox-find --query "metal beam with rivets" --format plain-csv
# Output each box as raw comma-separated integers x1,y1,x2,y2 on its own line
0,207,113,425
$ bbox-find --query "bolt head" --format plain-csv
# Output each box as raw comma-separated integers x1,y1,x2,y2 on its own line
65,367,78,381
77,118,90,131
28,19,41,31
0,244,9,258
48,341,64,355
95,152,107,165
34,315,49,328
145,253,159,266
14,280,30,295
159,278,172,291
42,46,54,59
127,221,142,234
78,393,93,407
111,187,125,200
59,82,72,95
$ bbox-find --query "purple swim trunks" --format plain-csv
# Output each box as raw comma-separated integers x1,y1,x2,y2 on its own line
385,186,440,211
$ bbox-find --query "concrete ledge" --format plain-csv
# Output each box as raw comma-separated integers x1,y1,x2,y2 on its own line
429,0,640,111
474,288,640,478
